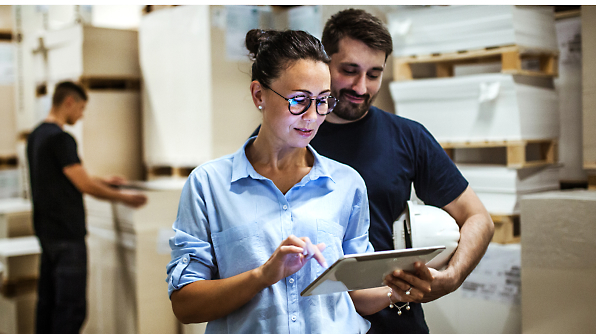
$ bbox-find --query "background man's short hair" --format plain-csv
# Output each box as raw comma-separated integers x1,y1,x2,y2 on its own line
52,81,88,107
322,8,393,60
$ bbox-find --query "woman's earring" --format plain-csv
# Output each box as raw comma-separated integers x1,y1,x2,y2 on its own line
258,106,263,110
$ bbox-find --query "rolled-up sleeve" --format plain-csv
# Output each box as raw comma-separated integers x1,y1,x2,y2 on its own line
342,178,375,255
166,172,217,298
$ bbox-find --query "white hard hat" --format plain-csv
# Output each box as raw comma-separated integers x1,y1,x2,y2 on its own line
393,201,460,269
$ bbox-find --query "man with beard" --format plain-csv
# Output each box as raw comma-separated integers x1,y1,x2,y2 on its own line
309,8,495,333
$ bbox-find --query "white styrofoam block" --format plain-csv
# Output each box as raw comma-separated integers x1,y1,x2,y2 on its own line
140,6,213,167
390,73,559,142
457,164,560,194
388,5,557,57
457,164,560,215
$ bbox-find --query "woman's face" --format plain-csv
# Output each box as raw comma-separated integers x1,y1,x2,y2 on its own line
260,59,331,149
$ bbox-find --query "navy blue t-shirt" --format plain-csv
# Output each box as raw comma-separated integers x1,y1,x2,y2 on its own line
252,106,468,333
27,122,86,241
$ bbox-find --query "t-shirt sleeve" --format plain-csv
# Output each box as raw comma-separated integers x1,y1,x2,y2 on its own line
412,123,468,208
52,132,81,168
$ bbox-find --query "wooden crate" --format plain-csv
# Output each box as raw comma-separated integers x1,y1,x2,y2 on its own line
589,175,596,191
394,45,558,81
491,214,520,244
145,165,194,180
442,139,557,169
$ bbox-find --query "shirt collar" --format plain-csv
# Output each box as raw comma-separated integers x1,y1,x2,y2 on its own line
231,136,335,185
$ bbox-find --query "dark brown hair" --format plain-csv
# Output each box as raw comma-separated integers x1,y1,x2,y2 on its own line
246,29,330,88
52,81,88,106
322,8,393,60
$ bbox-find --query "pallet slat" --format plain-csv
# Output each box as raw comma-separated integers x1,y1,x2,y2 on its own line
491,214,520,244
146,166,194,180
394,45,559,80
442,139,557,168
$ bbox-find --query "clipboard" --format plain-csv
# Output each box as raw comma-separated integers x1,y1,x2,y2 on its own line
300,246,445,297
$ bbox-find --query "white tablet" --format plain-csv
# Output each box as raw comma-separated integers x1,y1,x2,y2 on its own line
300,246,445,297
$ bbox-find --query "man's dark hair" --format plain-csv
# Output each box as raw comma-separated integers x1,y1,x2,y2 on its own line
52,81,88,107
245,29,330,89
322,8,393,60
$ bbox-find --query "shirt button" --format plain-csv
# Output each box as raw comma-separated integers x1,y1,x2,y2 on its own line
282,205,288,210
182,258,188,263
291,315,297,322
289,278,295,284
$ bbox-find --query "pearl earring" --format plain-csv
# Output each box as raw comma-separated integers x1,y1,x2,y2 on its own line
258,106,263,110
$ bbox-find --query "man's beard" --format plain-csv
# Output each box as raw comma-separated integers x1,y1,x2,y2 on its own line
331,89,375,121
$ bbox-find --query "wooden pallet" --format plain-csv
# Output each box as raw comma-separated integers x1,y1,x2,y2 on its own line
146,165,194,179
442,139,557,169
0,277,37,298
394,45,559,81
491,214,520,244
143,5,180,15
0,155,18,169
0,30,11,41
589,175,596,191
79,76,141,91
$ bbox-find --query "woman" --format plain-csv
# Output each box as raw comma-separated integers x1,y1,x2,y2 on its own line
166,29,403,333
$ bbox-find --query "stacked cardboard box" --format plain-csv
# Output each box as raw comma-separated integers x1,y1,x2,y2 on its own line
139,6,263,176
582,6,596,186
520,190,596,333
0,197,37,334
14,16,143,181
83,180,184,334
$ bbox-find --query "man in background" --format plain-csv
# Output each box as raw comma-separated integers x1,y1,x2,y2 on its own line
312,9,494,333
27,81,147,334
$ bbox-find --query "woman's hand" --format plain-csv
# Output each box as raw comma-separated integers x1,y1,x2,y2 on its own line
256,235,326,287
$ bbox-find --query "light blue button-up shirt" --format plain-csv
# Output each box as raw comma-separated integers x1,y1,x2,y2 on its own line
167,138,374,334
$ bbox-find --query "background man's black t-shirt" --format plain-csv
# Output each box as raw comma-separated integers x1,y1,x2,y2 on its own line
27,122,86,241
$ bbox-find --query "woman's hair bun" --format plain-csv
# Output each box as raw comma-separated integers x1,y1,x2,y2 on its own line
245,29,278,59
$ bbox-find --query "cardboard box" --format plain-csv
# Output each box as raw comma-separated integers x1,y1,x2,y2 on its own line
425,243,521,334
0,84,16,157
84,183,183,334
0,5,12,32
36,24,140,82
81,91,143,181
582,6,596,170
520,190,596,333
390,74,559,142
0,198,33,238
0,288,36,334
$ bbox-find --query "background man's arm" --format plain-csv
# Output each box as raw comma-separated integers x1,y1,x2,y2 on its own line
63,163,147,208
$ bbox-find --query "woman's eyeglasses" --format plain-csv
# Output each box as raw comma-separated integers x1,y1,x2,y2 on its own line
264,85,338,116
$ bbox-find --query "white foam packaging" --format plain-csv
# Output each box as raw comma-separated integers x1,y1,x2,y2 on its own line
457,164,560,215
390,73,559,142
388,5,557,57
139,6,213,168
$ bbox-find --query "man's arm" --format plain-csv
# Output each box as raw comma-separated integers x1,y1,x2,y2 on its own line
63,163,147,208
423,186,493,301
385,186,494,303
